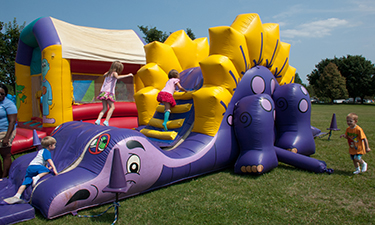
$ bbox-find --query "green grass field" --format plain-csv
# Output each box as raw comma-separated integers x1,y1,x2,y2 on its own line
20,104,375,224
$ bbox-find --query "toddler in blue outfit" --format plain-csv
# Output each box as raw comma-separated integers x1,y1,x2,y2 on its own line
4,136,58,204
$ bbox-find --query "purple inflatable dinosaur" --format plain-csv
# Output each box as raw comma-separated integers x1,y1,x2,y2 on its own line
0,66,332,223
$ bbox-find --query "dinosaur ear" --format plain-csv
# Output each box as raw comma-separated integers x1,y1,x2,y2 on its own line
126,140,144,150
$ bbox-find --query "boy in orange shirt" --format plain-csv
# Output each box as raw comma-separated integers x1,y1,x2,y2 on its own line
340,113,371,174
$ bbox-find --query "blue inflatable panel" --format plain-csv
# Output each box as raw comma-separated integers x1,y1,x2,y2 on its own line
0,203,35,224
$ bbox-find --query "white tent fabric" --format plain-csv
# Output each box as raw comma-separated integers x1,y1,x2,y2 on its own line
51,17,146,65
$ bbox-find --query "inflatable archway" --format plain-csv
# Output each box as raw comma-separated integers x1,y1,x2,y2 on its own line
15,17,145,129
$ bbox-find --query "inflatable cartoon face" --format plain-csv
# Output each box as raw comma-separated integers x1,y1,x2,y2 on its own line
110,137,166,194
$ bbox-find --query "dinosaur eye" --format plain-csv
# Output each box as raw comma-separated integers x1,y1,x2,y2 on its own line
127,154,140,174
97,136,108,151
89,134,110,155
90,139,97,148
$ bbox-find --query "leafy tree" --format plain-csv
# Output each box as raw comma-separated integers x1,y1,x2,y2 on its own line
294,72,303,85
307,57,337,91
185,28,195,40
306,85,315,98
138,26,196,43
335,55,374,103
315,62,348,103
138,25,169,43
0,18,25,94
307,55,375,103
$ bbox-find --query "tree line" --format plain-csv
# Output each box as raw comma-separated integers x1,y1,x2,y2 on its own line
307,55,375,104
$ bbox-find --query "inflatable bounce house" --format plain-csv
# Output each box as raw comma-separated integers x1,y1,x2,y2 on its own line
11,17,146,154
0,13,332,224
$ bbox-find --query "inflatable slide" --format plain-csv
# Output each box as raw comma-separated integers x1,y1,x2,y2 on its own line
0,13,332,224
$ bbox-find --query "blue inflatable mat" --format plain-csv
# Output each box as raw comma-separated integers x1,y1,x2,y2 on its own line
0,203,35,224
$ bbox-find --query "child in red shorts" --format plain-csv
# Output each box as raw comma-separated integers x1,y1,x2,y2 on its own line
157,69,187,131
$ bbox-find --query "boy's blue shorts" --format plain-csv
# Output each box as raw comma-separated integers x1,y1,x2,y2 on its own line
350,154,362,160
22,165,50,186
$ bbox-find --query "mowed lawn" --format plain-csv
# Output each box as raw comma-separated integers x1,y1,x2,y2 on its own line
19,104,375,224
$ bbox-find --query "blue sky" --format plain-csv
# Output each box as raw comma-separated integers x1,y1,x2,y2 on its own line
1,0,375,84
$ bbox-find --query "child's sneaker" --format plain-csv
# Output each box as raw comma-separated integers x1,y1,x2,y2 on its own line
32,176,40,187
95,119,100,125
4,196,23,204
362,162,368,173
353,167,361,174
103,121,109,126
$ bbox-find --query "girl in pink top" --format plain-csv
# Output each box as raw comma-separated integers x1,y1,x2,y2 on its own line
95,61,133,126
157,69,187,131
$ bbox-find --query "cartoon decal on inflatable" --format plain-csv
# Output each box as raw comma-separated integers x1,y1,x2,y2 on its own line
41,58,55,124
0,13,332,224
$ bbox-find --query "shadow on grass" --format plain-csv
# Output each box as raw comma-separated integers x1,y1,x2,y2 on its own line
327,168,352,176
33,205,118,223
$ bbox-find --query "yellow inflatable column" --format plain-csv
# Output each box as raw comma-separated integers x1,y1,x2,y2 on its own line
279,65,296,85
194,37,209,63
261,23,281,69
134,63,168,125
231,13,264,68
164,30,199,69
41,45,72,127
270,42,291,84
144,41,182,73
15,63,32,122
209,26,250,77
193,55,239,136
61,58,73,122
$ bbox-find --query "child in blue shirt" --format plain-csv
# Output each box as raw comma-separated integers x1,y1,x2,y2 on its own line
4,136,58,204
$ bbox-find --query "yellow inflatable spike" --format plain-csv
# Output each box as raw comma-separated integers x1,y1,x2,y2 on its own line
134,72,145,93
140,128,178,140
279,65,296,85
164,30,199,70
200,55,240,94
148,118,185,129
261,23,281,69
156,103,192,114
193,37,210,63
192,86,232,136
134,86,160,126
136,63,168,90
230,13,264,68
144,41,182,73
270,41,291,84
208,26,250,76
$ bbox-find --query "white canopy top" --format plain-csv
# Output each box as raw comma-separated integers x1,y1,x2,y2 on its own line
51,17,146,65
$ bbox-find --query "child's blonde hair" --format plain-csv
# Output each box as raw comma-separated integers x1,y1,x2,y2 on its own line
168,69,179,79
347,113,358,122
41,136,57,148
105,61,124,76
